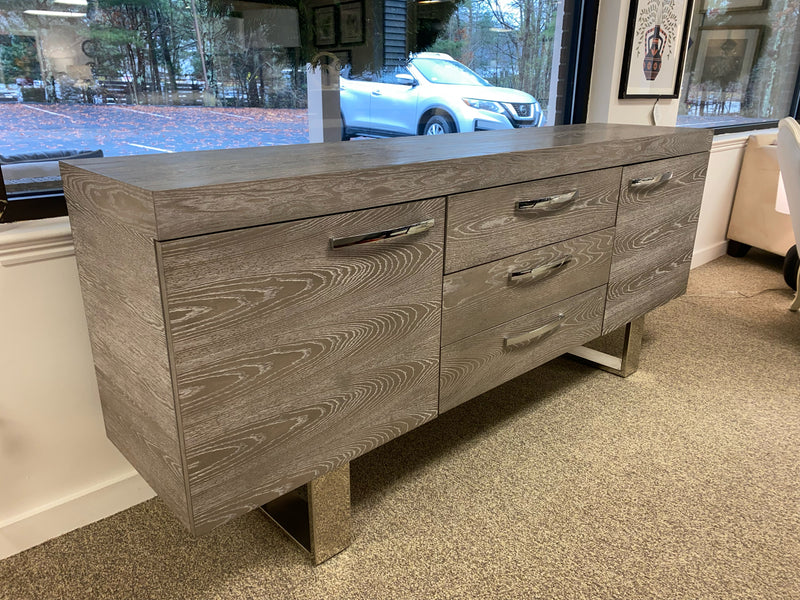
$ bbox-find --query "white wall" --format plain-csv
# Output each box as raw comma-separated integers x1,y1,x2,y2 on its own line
0,218,154,560
587,0,683,127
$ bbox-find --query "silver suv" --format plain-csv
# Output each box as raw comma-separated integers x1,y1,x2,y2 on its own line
340,52,544,139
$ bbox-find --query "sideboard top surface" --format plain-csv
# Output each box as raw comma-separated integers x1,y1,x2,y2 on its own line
61,123,712,240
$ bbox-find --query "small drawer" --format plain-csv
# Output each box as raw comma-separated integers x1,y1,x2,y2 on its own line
604,153,707,334
440,286,606,413
445,167,621,273
442,229,613,345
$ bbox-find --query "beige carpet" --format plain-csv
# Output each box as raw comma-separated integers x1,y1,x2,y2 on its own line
2,250,799,600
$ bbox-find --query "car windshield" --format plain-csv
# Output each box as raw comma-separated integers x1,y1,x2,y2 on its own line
411,58,491,87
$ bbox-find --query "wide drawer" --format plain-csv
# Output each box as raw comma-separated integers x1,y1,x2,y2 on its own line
157,197,445,533
440,286,606,413
442,229,613,346
445,167,621,273
604,153,708,333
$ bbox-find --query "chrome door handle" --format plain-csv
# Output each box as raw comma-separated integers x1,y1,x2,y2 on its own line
508,255,573,283
330,218,435,249
504,313,565,349
515,190,578,211
372,90,382,96
630,171,673,188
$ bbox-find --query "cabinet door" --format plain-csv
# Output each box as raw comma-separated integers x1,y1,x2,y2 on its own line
604,153,708,333
158,198,445,534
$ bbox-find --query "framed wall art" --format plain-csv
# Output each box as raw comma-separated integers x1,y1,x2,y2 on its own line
314,6,336,47
339,2,364,45
619,0,695,98
692,26,762,91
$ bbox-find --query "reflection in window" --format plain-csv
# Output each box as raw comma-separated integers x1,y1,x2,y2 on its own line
678,0,800,128
0,0,570,161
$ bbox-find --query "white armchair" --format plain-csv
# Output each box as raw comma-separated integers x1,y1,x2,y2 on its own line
777,117,800,311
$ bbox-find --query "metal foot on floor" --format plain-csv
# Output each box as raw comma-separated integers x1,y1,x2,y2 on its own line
568,315,645,378
260,463,352,564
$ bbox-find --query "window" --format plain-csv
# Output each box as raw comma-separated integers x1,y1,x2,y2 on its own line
677,0,800,129
1,0,591,221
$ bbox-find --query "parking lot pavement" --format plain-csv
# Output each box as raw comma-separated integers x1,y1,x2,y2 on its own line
0,103,309,157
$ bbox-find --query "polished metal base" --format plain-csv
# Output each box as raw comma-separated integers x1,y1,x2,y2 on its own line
260,463,352,564
568,315,645,378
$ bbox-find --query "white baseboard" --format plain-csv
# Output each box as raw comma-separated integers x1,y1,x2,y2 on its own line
692,241,728,269
0,473,155,560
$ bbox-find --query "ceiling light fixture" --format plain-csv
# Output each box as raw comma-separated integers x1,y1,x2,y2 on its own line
24,9,87,16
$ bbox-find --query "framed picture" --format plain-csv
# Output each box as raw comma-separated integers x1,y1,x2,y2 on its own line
692,26,762,91
619,0,694,98
314,6,336,47
331,50,352,70
339,2,364,45
701,0,767,12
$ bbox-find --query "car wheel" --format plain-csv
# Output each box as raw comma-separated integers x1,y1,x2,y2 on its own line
340,114,351,141
423,115,453,135
784,245,799,291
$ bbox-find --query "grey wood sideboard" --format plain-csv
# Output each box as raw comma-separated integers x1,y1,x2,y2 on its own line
62,123,712,559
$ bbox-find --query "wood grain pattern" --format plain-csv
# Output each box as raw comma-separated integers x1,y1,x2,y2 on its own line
158,199,445,533
440,286,606,413
62,166,192,531
442,229,613,345
63,124,711,240
603,153,708,334
61,125,713,540
445,167,621,273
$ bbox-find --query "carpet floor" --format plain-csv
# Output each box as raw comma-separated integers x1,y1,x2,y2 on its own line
2,250,798,600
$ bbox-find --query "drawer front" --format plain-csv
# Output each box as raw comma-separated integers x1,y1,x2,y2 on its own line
604,153,708,333
442,229,613,346
158,198,445,533
440,286,606,413
445,167,621,273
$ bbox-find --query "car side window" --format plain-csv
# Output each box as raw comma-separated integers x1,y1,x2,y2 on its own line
379,67,413,85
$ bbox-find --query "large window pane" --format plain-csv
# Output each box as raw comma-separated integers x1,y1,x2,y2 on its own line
1,0,572,161
677,0,800,128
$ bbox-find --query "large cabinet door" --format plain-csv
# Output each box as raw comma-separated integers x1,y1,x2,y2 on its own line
158,198,445,534
604,153,708,333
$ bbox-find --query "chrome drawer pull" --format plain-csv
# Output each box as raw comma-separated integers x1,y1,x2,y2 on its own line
330,218,435,249
508,255,573,283
503,313,565,349
515,190,578,211
630,171,673,188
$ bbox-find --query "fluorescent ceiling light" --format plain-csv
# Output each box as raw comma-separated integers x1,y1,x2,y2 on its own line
54,0,89,5
24,9,86,16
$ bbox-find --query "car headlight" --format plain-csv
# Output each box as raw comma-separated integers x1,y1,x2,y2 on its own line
462,98,506,113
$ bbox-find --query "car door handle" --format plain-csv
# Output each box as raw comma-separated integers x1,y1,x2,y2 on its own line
372,90,382,96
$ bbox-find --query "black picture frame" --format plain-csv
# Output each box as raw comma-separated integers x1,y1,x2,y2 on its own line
619,0,694,99
683,25,764,113
338,2,364,45
330,49,352,70
701,0,767,12
314,6,336,47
